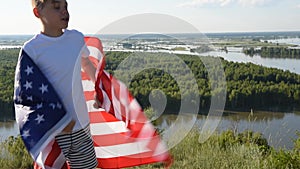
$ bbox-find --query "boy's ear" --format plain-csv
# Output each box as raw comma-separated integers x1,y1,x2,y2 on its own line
33,8,40,18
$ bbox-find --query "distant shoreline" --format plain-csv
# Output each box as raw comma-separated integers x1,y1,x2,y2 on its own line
0,30,300,36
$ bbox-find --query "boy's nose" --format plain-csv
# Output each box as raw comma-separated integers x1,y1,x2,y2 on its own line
61,9,68,15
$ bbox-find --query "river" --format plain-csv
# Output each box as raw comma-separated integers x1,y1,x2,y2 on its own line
0,120,19,142
1,112,300,150
155,111,300,150
200,47,300,75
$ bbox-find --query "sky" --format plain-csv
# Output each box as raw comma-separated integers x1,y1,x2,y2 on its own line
1,0,300,35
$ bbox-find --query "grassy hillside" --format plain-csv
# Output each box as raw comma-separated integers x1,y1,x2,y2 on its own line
1,130,300,169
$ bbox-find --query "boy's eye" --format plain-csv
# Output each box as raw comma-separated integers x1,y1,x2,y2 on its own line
54,4,60,9
53,2,61,9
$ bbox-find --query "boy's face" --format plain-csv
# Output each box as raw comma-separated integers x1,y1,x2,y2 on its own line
37,0,69,35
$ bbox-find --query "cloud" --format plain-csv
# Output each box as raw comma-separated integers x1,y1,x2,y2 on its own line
177,0,273,7
237,0,273,7
177,0,232,7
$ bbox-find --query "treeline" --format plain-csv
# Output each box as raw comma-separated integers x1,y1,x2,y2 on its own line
243,46,300,59
105,51,300,113
0,49,19,120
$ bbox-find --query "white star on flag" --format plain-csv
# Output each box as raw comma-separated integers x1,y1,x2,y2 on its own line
35,114,45,124
24,81,33,90
39,84,48,94
36,103,43,109
24,66,34,75
22,129,31,139
27,96,33,101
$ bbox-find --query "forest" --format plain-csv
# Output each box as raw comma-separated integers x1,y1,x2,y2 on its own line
105,51,300,113
0,49,299,120
0,48,19,120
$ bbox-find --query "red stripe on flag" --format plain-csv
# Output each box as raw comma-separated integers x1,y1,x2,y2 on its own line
92,132,160,147
96,152,171,169
84,91,95,101
89,111,119,123
44,141,61,167
89,56,99,68
92,132,130,146
84,37,104,54
81,72,90,80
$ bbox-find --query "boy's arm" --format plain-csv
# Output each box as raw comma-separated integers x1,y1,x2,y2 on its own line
63,57,94,133
81,57,96,82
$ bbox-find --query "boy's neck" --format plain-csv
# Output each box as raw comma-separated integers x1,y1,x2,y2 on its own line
41,28,64,37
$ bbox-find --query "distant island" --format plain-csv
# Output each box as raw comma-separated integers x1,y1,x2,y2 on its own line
243,46,300,59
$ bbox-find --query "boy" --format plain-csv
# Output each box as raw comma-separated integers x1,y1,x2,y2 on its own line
14,0,98,168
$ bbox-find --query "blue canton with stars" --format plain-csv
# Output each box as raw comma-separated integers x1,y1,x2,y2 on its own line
14,50,71,158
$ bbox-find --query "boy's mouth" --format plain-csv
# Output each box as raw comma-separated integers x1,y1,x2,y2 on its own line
62,17,69,22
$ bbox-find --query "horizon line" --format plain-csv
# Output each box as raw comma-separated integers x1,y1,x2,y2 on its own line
1,30,300,36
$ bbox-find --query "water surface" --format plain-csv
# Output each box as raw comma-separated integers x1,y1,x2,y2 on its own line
156,111,300,150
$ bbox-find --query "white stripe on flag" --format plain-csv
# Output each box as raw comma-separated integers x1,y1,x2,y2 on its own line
111,85,123,121
138,123,155,138
94,139,151,158
119,82,129,123
82,80,95,91
86,100,105,112
98,80,112,112
87,46,103,60
128,99,141,121
36,141,52,168
90,122,129,135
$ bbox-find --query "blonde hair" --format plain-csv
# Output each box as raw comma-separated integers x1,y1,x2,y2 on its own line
31,0,48,9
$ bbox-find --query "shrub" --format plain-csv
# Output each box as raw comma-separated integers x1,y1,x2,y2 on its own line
0,136,33,169
218,130,270,154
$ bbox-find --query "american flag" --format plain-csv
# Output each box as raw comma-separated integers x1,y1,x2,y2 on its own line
16,37,172,169
14,50,72,164
86,37,172,168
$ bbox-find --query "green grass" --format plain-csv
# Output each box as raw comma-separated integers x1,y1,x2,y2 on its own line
1,130,300,169
135,130,300,169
